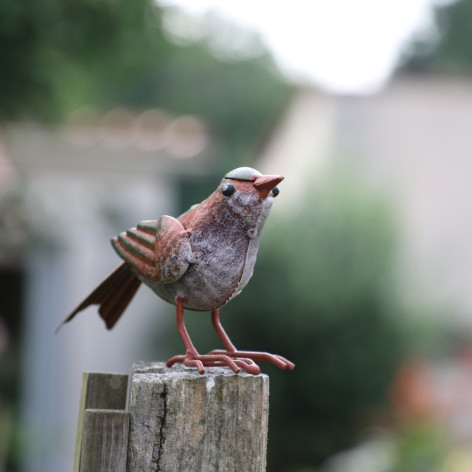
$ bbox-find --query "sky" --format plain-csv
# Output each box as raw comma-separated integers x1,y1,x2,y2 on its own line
157,0,449,94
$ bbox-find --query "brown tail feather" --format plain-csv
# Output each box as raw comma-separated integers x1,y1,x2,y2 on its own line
99,271,141,329
55,262,141,333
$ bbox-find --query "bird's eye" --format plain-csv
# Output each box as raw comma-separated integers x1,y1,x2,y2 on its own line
272,187,280,197
221,183,235,197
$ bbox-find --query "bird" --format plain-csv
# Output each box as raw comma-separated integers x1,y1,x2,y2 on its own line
56,167,295,375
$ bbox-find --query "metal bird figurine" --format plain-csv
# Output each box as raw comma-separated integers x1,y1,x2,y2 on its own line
57,167,295,375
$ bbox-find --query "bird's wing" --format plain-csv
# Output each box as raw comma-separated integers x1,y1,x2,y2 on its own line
111,216,194,283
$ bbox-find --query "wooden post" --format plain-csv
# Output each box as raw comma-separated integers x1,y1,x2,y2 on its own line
127,362,270,472
74,373,129,472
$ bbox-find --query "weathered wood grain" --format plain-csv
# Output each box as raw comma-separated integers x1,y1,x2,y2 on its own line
127,362,269,472
79,409,130,472
74,372,128,472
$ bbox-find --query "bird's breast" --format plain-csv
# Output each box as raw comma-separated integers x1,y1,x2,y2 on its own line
149,208,260,311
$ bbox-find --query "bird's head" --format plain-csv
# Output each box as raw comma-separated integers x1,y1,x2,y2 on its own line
217,167,284,227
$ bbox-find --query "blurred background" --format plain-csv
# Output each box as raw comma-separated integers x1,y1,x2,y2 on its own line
1,0,472,470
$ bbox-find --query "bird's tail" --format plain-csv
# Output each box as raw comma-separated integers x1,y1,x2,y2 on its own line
55,262,141,333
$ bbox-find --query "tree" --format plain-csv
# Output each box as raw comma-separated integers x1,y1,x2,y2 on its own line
399,0,472,74
0,0,291,172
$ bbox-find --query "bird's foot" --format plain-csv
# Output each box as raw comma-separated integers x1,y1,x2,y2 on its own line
166,350,261,375
209,349,295,371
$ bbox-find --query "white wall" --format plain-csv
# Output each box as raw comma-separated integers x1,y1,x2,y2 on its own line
4,122,212,471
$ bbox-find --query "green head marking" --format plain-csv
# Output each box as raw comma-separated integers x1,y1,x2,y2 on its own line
224,167,262,182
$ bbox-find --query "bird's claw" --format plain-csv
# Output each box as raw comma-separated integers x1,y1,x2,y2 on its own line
167,349,295,374
167,351,259,375
210,349,295,371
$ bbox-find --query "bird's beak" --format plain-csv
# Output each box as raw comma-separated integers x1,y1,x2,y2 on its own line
254,175,284,198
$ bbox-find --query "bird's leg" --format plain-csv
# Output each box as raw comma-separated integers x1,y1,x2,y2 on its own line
166,298,258,375
211,308,237,351
210,309,295,371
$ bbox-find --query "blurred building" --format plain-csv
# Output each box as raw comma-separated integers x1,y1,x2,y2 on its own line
1,109,214,471
259,76,472,324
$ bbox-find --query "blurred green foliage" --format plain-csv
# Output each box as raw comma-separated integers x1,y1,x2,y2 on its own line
400,0,472,74
388,423,447,472
159,167,408,470
318,423,450,472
